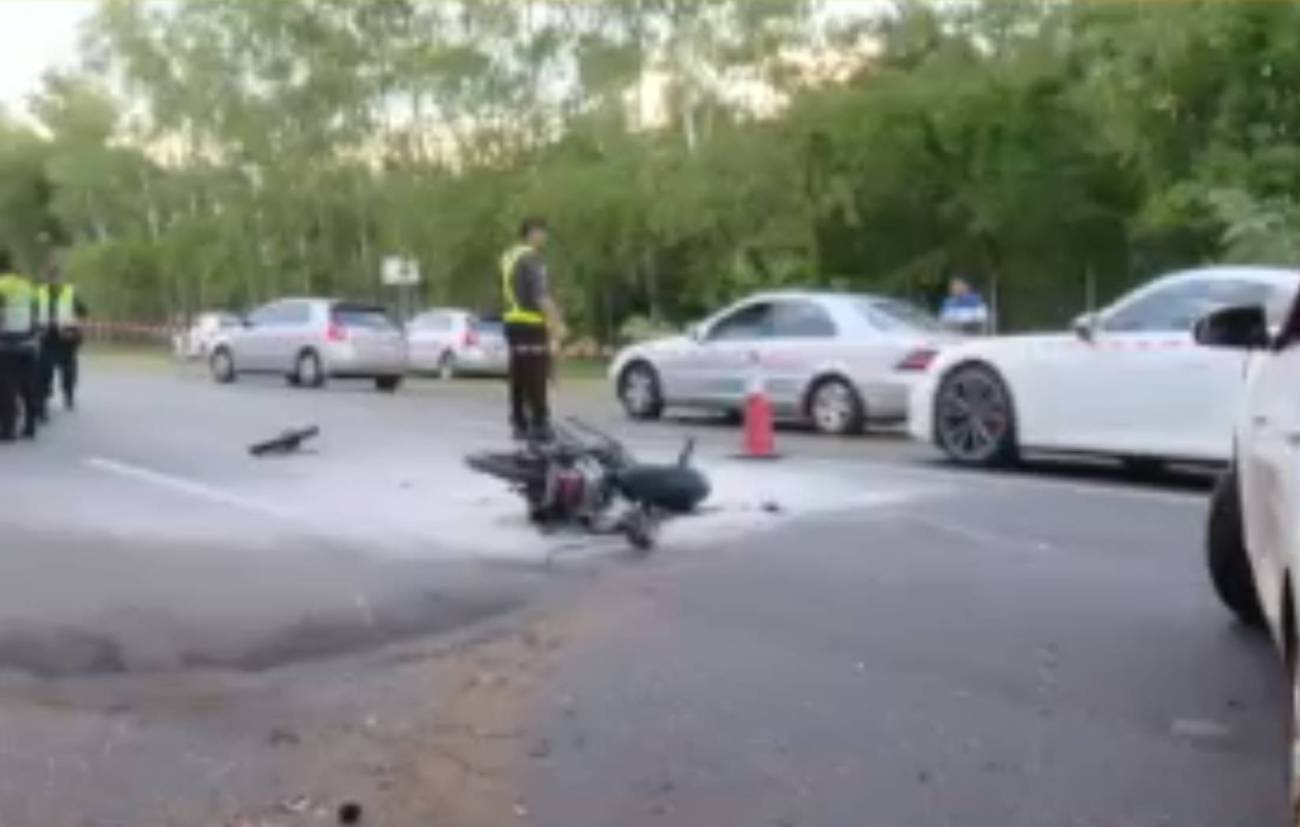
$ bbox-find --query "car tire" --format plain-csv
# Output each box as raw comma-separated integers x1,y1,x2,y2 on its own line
807,376,865,436
1207,469,1265,629
619,361,664,421
933,362,1018,466
437,351,456,381
295,350,325,389
210,347,236,384
376,375,402,393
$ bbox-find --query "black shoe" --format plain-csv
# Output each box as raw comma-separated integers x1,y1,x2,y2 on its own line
0,432,14,444
530,424,555,444
511,425,529,442
64,396,74,412
20,426,36,440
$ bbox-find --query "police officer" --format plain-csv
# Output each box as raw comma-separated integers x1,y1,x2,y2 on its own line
0,248,41,441
501,218,565,442
37,263,86,414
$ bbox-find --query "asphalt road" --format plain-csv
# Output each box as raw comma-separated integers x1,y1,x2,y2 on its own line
0,353,1287,826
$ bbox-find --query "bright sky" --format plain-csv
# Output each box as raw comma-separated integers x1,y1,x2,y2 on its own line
0,0,882,118
0,0,95,115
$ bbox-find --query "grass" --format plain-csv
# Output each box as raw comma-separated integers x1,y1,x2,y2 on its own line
82,341,610,383
83,341,174,369
555,357,610,382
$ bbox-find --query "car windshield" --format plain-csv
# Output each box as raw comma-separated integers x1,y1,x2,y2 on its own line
333,304,395,330
856,298,942,333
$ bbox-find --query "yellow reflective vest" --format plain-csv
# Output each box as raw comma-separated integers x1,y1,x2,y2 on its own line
0,273,36,335
500,244,545,326
39,284,79,330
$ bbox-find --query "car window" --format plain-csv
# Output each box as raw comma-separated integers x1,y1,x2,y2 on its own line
856,298,941,333
333,304,396,330
412,313,453,332
283,301,314,325
471,317,505,338
247,302,288,326
1102,278,1286,333
769,300,837,338
707,302,774,341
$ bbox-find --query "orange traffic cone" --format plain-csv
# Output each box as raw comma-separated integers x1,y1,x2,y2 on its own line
740,373,778,459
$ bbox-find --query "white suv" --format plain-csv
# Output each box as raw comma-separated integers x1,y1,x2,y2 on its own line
1199,287,1300,817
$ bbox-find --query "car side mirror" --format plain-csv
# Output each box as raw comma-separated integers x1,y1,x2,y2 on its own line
1072,312,1097,343
1194,304,1270,350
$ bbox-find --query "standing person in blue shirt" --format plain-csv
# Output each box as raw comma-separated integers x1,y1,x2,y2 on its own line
938,275,990,335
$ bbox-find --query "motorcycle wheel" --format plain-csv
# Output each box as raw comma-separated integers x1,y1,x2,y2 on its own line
624,507,660,554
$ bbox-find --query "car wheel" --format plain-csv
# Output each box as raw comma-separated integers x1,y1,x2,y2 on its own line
1287,607,1300,826
933,362,1018,466
1206,469,1264,628
436,351,457,381
807,376,865,436
295,350,325,389
376,375,402,393
210,347,236,384
619,362,664,421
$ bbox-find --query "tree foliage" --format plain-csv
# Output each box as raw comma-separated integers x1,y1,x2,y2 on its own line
0,0,1296,336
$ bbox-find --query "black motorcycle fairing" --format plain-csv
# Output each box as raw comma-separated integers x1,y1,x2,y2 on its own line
616,464,710,515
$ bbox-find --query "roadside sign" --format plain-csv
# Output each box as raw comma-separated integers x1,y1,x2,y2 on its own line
382,257,421,286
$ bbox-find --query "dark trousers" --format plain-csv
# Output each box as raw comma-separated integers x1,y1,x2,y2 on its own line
39,333,80,411
505,322,551,435
0,346,40,439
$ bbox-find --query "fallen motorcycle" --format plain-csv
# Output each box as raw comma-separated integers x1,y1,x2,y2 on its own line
466,420,711,551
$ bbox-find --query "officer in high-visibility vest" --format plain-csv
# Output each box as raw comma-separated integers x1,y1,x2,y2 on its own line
501,217,565,442
37,264,87,414
0,247,42,441
31,274,50,423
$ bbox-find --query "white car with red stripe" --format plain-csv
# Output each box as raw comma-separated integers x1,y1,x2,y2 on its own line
610,291,947,436
909,267,1300,467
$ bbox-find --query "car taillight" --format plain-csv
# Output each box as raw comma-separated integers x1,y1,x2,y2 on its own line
896,348,937,372
463,328,479,348
327,322,348,342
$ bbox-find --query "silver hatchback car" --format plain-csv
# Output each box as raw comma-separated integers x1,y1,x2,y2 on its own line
210,298,407,392
609,291,948,435
405,309,509,379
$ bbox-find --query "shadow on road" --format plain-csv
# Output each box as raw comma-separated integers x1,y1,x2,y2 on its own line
920,455,1217,495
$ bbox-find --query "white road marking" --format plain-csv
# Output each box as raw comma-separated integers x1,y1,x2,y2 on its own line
85,457,296,522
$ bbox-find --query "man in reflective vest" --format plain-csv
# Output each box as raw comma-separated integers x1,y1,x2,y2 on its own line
37,264,87,414
0,247,42,441
501,217,565,442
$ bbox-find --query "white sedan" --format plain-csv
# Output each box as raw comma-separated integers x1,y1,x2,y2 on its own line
1198,291,1300,817
609,291,947,435
909,267,1300,467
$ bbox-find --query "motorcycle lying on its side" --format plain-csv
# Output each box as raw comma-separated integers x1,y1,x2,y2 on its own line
466,420,711,551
